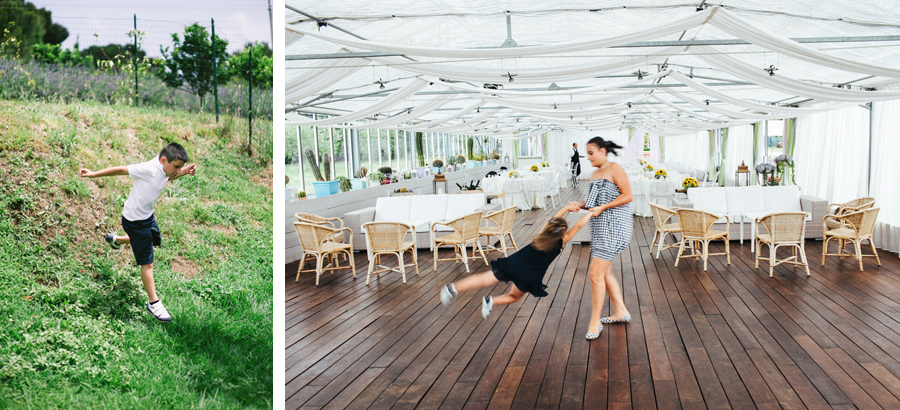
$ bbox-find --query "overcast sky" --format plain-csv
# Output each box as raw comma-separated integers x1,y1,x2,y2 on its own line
30,0,272,56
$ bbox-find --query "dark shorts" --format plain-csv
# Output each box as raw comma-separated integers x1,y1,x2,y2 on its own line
122,214,160,266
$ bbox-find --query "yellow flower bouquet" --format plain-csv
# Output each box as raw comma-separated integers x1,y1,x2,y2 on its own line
654,169,667,179
643,164,654,172
541,162,549,167
508,171,520,178
530,165,539,172
682,177,699,189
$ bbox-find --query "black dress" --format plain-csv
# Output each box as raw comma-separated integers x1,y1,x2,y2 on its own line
490,239,563,297
569,148,581,177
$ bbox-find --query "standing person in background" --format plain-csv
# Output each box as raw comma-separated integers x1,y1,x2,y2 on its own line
568,142,583,187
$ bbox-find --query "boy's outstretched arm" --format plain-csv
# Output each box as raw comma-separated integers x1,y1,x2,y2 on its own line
80,166,128,178
168,164,197,181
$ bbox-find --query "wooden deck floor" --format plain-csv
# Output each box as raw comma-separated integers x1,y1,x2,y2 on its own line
286,185,900,409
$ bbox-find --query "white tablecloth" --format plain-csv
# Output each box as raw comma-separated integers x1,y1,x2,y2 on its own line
482,176,552,211
628,175,684,217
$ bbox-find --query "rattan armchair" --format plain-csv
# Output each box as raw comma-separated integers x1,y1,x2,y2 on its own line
478,206,519,257
362,222,419,285
294,222,355,285
432,212,488,273
296,212,346,243
674,209,730,271
649,202,680,259
755,212,810,277
822,207,881,272
824,197,875,230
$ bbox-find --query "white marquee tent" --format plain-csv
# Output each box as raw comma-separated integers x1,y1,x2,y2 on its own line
285,0,900,252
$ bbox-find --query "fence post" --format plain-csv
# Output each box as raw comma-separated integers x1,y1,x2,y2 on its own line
211,18,219,122
248,47,253,157
133,14,139,105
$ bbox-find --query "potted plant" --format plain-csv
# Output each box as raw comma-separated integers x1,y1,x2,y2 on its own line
304,148,339,198
336,176,352,193
755,162,776,186
351,166,368,190
432,159,444,174
773,154,795,185
654,169,667,180
368,170,386,186
297,191,307,200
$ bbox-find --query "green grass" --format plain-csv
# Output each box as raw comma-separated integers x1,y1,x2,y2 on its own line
0,99,273,409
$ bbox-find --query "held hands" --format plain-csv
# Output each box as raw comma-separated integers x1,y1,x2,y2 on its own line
589,207,604,217
567,202,581,213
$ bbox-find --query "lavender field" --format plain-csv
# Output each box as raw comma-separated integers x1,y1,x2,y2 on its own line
0,58,272,119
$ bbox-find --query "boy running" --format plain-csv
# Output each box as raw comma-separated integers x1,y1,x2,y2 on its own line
80,142,197,322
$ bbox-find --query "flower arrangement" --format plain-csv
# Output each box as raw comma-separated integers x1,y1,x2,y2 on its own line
654,169,667,179
767,175,782,186
682,177,699,189
755,162,776,186
638,159,647,166
643,164,654,172
530,165,540,172
541,162,549,167
508,171,521,179
773,154,796,185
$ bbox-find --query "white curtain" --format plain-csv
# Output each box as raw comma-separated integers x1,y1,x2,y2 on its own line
663,131,710,179
870,99,900,254
723,125,754,186
794,105,870,205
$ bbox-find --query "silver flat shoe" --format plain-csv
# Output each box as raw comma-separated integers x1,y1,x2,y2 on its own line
600,313,631,324
585,324,603,340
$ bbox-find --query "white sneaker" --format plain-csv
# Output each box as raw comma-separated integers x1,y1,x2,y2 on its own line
481,296,493,319
146,300,173,322
440,284,457,306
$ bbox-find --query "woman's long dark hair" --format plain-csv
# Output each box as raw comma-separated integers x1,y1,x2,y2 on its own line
587,136,623,156
532,217,567,252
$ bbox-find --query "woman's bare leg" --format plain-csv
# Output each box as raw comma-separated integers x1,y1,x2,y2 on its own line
491,285,525,306
603,264,630,321
588,258,611,334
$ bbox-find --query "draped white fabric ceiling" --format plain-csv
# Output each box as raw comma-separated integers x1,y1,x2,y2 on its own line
285,0,900,136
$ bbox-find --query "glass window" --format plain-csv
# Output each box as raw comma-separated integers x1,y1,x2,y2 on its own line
766,119,784,162
518,134,543,157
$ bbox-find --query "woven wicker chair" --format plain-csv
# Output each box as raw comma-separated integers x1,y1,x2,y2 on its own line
755,212,810,277
431,212,488,273
362,222,418,285
296,212,346,243
294,222,355,285
824,197,875,230
478,206,519,257
674,209,730,271
822,207,881,272
649,202,680,259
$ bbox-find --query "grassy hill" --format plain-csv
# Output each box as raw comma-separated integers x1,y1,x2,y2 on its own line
0,99,273,409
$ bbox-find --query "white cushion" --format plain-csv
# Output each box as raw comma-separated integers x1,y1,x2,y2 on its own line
444,194,486,221
410,194,449,224
725,186,766,223
687,187,728,216
374,196,412,222
762,186,809,221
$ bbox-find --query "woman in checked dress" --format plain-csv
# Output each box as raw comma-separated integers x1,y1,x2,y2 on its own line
568,136,634,340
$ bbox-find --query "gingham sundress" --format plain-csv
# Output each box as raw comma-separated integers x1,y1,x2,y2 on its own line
585,178,633,261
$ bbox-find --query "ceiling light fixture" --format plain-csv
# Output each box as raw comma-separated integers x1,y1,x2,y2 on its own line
506,72,517,82
764,65,778,76
377,79,385,89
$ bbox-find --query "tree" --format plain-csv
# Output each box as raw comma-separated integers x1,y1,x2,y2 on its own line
156,23,230,103
227,42,272,88
80,43,146,69
0,1,67,59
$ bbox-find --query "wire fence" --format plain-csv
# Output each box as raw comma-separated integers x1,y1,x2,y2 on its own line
0,16,271,120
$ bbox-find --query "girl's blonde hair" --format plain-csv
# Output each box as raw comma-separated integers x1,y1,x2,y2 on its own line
532,217,567,252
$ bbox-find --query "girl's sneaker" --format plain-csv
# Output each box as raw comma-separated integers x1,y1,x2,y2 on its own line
481,296,493,319
440,284,457,306
105,233,121,249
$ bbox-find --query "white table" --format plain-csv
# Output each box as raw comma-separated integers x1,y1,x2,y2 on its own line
481,176,548,211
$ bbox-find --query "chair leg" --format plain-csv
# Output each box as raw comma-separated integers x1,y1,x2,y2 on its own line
296,254,308,282
821,236,829,266
475,240,489,265
725,234,731,265
366,255,376,285
461,244,470,273
508,232,520,251
315,255,324,286
657,231,668,260
499,236,508,257
702,240,709,271
433,243,439,272
348,250,356,278
839,239,845,260
769,243,775,278
675,239,685,266
755,241,760,269
412,246,420,276
855,240,864,271
398,252,407,284
868,238,881,266
649,230,659,256
799,244,810,276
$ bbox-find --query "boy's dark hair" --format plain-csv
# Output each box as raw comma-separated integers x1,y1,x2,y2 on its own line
159,143,189,163
587,136,623,156
532,217,567,252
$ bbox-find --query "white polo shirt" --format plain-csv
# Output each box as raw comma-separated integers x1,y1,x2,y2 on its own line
122,157,168,222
